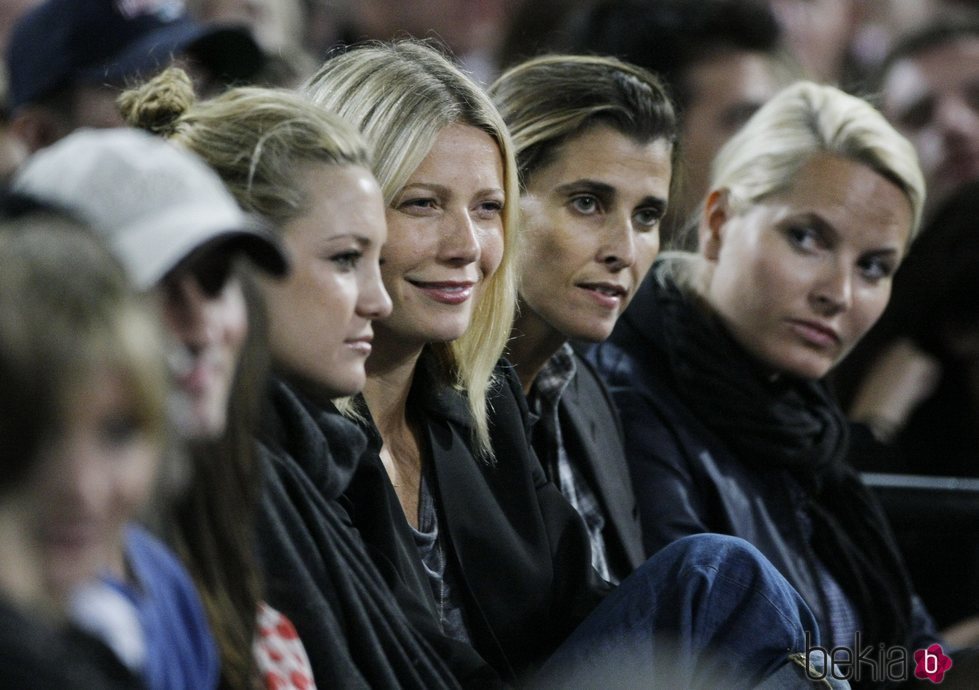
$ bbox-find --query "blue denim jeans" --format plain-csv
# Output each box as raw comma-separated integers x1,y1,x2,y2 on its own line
533,534,847,689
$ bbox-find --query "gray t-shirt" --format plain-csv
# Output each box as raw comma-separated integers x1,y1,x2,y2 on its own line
410,467,472,643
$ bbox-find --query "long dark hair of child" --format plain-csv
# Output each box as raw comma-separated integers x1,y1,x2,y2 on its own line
168,273,269,690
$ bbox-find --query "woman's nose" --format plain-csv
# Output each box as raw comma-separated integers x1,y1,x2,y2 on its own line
438,210,481,266
810,262,852,315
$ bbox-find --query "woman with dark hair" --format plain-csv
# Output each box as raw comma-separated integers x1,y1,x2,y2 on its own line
492,53,677,584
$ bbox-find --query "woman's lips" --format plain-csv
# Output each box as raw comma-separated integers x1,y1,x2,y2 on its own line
178,360,218,395
787,319,840,348
409,280,475,305
345,335,373,356
577,282,627,310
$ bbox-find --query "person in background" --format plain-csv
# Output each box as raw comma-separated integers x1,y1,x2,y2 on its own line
4,0,263,154
836,18,979,436
13,127,292,688
305,40,840,689
489,54,677,584
764,0,860,85
876,18,979,221
836,23,979,445
0,196,147,690
334,0,510,83
566,0,794,248
591,81,947,683
186,0,321,86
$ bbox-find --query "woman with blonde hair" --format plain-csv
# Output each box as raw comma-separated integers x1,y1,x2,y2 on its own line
300,41,836,689
118,68,406,688
593,80,944,683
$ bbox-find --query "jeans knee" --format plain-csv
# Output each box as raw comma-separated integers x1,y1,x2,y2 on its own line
657,534,769,576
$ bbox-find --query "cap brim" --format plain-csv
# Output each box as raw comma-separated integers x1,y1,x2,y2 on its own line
112,206,288,290
197,228,291,279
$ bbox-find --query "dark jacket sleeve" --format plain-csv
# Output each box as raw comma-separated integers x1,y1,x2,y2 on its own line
590,342,715,556
483,364,611,673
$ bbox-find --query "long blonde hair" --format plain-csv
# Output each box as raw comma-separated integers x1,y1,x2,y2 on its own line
304,41,520,458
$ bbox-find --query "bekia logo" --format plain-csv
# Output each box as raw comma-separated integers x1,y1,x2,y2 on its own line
804,632,953,684
914,643,953,684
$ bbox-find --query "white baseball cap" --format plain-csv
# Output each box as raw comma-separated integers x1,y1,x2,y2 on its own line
13,127,288,290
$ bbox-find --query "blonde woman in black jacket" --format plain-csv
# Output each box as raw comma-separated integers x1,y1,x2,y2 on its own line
593,82,945,688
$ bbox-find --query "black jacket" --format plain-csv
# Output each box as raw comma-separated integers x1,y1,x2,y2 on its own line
543,348,645,581
0,598,142,690
254,376,496,689
591,278,938,653
344,360,610,683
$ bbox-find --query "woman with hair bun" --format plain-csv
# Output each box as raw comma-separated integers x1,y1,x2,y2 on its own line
119,67,397,689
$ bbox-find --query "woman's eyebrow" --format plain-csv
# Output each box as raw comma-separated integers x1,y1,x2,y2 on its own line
555,179,616,199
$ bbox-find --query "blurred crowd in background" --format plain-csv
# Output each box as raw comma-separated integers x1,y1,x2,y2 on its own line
1,0,979,687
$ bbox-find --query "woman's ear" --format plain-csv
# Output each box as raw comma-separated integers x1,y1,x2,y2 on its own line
700,189,730,262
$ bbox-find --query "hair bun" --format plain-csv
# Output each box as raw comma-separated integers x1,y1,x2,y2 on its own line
118,68,196,137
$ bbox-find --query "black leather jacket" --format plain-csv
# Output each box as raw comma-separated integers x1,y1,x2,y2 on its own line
591,284,938,653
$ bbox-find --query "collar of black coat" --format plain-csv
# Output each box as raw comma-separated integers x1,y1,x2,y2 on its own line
258,374,368,499
353,348,476,453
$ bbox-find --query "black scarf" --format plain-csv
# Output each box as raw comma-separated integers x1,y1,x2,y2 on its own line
646,268,915,665
255,376,494,689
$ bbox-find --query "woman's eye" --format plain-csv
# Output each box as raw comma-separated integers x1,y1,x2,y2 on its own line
570,195,600,215
786,225,820,251
474,199,504,220
858,256,894,282
633,208,662,230
398,198,437,214
331,251,362,269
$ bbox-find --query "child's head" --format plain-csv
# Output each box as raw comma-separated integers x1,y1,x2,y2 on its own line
0,199,168,599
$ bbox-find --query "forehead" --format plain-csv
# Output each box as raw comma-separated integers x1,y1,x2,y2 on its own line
411,123,503,179
772,154,913,244
296,163,386,235
533,125,673,185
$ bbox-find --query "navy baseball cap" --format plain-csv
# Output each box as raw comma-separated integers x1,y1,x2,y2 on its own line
6,0,263,112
